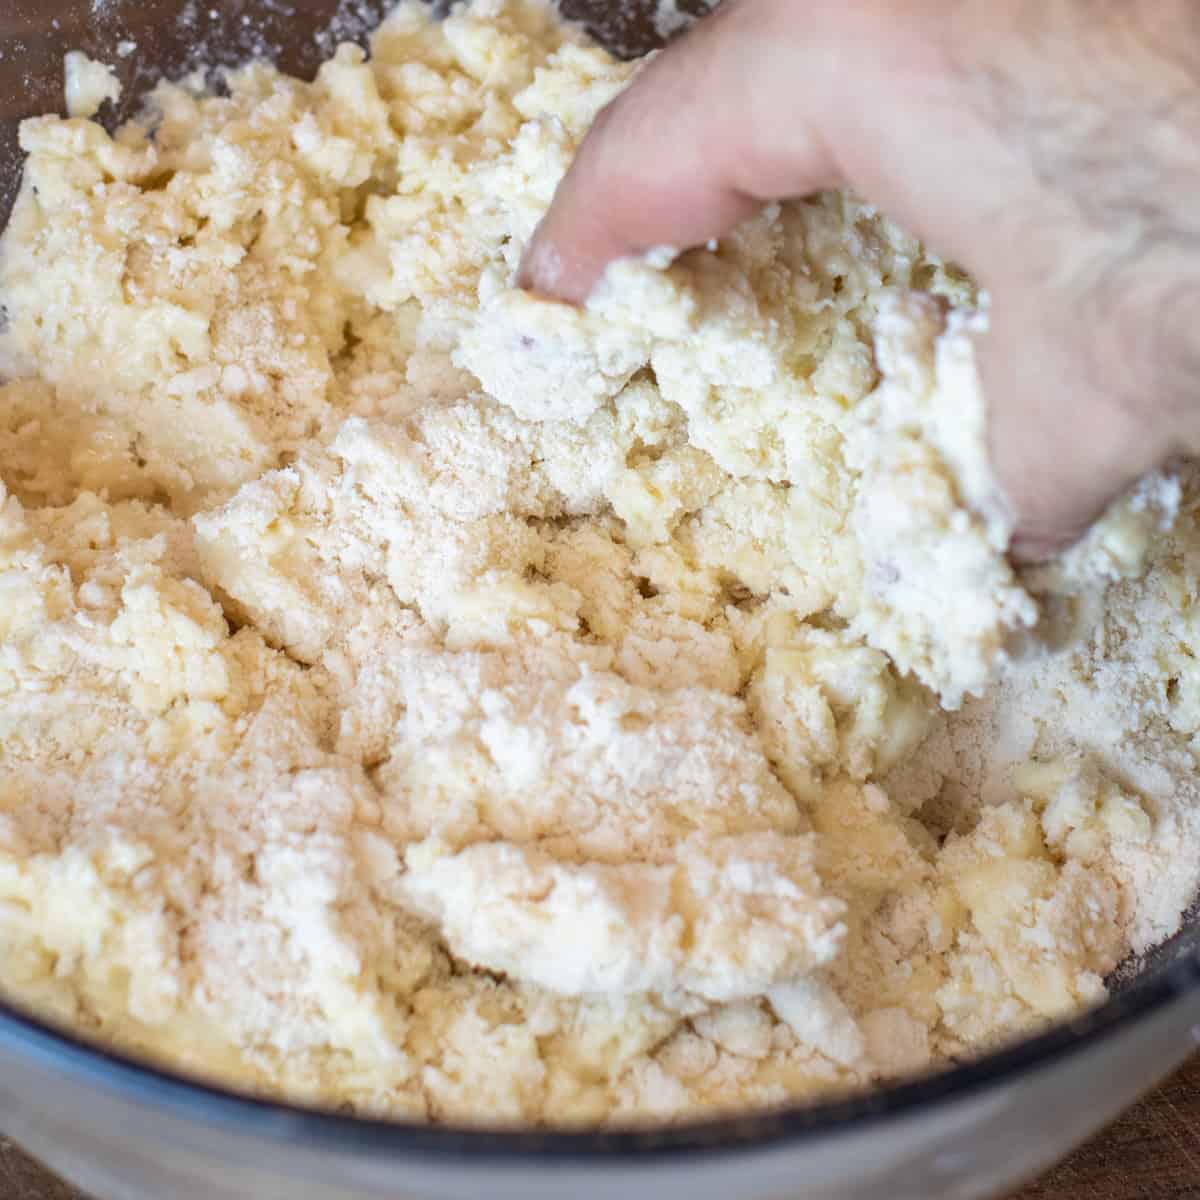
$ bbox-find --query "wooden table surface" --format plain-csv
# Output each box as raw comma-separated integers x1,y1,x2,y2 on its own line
3,1055,1200,1200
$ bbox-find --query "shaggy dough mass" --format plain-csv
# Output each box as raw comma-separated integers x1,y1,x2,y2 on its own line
1,0,1199,1124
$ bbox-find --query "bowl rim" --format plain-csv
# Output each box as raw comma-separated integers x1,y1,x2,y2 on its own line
2,940,1198,1163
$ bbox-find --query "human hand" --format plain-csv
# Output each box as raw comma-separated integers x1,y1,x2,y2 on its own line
519,0,1200,561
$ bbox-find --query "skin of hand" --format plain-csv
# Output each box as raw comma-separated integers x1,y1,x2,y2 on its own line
518,0,1200,561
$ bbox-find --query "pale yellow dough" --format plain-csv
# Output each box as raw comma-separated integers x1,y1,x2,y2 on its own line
63,52,122,119
0,0,1198,1126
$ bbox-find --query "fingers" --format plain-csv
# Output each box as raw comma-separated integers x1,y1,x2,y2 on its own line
519,0,1185,571
979,307,1163,564
518,0,842,302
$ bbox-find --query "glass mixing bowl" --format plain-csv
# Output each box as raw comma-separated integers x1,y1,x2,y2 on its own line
1,4,1199,1198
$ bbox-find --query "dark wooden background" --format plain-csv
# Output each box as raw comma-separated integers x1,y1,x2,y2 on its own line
3,1054,1199,1199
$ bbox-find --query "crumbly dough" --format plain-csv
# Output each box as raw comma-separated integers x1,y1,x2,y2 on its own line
63,52,122,119
0,0,1198,1125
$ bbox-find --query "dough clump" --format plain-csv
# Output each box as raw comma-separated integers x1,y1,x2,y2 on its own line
0,0,1197,1125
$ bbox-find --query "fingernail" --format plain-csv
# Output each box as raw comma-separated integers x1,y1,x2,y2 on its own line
516,229,564,298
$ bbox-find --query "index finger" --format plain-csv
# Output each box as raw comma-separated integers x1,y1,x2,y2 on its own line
518,0,841,302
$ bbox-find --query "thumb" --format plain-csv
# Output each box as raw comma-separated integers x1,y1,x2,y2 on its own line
518,0,841,302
